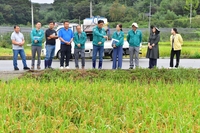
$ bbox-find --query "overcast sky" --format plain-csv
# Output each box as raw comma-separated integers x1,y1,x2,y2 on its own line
31,0,54,4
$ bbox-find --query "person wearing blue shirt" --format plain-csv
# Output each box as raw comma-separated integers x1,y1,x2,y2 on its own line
58,21,74,69
92,20,108,69
30,22,44,70
112,24,124,69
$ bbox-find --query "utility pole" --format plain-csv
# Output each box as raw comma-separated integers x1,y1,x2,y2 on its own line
190,3,192,28
90,0,93,18
148,1,151,32
30,0,34,29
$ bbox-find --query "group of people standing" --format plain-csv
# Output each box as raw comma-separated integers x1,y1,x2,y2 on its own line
146,26,183,69
10,20,183,70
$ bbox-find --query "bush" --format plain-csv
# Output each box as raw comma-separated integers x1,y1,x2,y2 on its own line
0,33,12,48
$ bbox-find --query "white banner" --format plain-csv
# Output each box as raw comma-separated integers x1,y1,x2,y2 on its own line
30,0,54,4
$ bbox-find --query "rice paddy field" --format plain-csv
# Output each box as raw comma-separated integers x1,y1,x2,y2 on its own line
0,69,199,132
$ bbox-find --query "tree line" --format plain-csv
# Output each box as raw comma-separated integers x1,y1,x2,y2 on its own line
0,0,200,28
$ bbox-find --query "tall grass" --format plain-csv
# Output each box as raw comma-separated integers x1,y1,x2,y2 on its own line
0,69,199,132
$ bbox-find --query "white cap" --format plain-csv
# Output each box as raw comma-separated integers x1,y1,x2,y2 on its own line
132,23,138,28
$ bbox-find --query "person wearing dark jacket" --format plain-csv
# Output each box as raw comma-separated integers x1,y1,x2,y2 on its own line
146,26,160,69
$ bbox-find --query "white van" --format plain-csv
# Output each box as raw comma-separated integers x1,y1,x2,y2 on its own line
41,24,142,59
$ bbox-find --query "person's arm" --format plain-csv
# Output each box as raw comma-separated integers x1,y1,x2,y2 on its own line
127,32,130,43
59,37,67,44
80,32,87,45
11,33,25,46
100,29,107,43
116,32,124,46
21,38,25,46
48,30,58,39
38,30,44,43
148,34,151,47
140,31,142,43
152,34,160,46
178,34,183,45
73,33,79,46
69,31,74,44
12,40,19,45
58,30,67,44
46,30,52,40
30,30,34,42
93,28,108,39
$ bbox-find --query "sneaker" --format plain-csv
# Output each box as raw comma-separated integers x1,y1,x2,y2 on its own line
24,67,30,70
14,67,19,71
60,66,64,69
48,66,53,69
31,66,34,70
65,66,70,69
37,66,41,70
82,66,85,69
129,67,133,69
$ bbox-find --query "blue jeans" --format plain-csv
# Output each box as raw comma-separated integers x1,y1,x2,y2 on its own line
13,49,27,68
92,45,104,69
45,44,55,60
112,46,123,69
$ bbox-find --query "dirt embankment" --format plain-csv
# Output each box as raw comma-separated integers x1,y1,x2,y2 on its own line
0,71,26,81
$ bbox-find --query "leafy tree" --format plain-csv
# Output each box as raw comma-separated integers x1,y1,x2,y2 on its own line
109,0,126,22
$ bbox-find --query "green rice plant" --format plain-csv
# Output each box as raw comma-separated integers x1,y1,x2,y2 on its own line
0,69,199,132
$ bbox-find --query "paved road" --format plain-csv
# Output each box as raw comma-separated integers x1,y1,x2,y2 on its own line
0,59,200,72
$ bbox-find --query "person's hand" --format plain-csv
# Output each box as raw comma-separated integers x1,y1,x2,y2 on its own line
34,40,38,43
152,43,155,47
113,44,116,48
18,42,22,46
65,42,70,45
148,45,152,49
77,44,81,47
54,36,59,39
103,36,108,40
98,42,102,45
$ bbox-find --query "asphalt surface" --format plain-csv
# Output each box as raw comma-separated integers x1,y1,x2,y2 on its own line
0,59,200,71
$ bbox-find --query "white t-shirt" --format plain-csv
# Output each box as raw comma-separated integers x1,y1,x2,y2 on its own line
11,31,24,50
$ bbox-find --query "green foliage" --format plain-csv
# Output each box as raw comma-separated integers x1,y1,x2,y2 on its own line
0,69,199,132
0,33,12,48
1,0,200,27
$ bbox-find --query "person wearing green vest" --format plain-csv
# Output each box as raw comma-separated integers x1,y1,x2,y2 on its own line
30,22,44,70
73,25,87,69
92,20,108,69
111,24,124,69
127,22,142,69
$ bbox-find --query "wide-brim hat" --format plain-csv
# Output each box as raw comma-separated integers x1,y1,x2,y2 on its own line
151,26,160,33
132,23,138,28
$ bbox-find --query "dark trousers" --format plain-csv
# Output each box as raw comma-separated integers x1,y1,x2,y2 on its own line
60,44,71,67
170,48,181,68
149,58,157,69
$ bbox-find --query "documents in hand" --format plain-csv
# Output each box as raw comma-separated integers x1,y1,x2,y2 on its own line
34,36,39,40
111,38,119,47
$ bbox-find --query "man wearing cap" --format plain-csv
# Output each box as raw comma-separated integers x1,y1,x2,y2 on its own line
127,23,142,69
